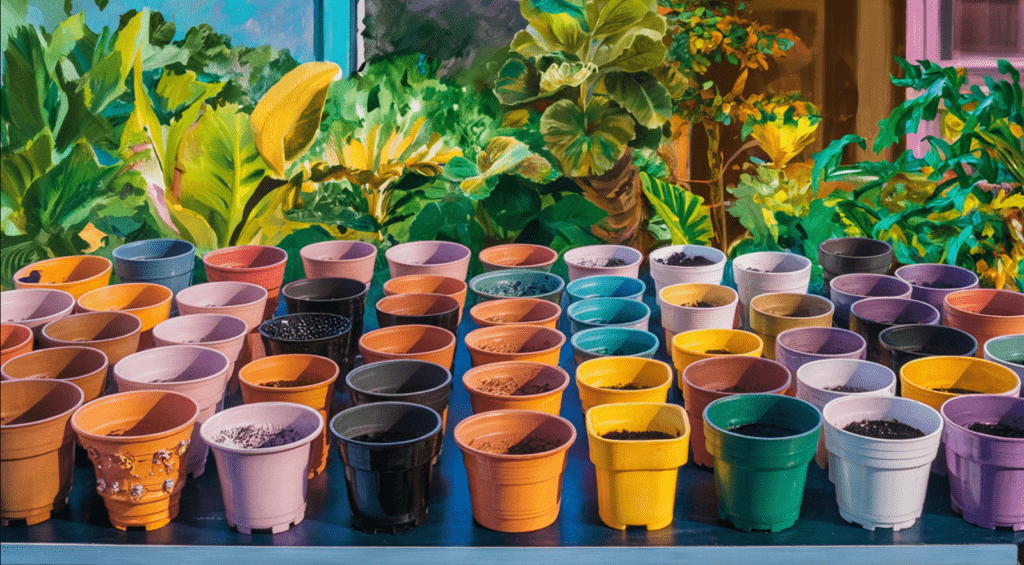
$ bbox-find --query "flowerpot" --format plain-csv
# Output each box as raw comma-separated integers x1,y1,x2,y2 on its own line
829,273,912,329
1,379,84,526
703,394,821,532
114,345,231,477
464,361,568,416
375,293,460,335
823,395,943,530
469,269,565,304
2,346,109,403
112,239,196,297
71,390,199,530
479,243,558,272
1,288,76,344
152,314,248,394
749,293,834,359
76,283,173,350
567,297,651,335
944,289,1024,357
40,312,142,371
203,245,288,321
682,356,791,468
300,240,377,284
563,245,642,281
983,334,1024,394
818,237,894,297
330,402,443,533
731,252,812,329
796,359,897,472
586,402,690,530
878,325,978,378
850,297,941,363
175,282,269,332
659,284,739,354
566,276,645,303
13,255,112,299
464,325,565,367
200,401,323,534
470,297,562,329
359,324,457,369
282,277,368,372
453,409,576,532
259,313,352,373
238,354,339,478
570,327,659,364
670,329,763,377
941,394,1024,530
346,359,452,431
649,244,727,295
894,263,979,314
576,357,672,413
385,240,471,280
775,327,867,378
0,324,33,365
383,275,469,322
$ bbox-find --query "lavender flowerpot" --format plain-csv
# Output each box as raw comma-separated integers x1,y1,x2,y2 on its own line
818,237,894,297
732,252,811,329
894,263,979,314
829,273,912,329
775,327,867,377
300,240,377,285
112,239,196,297
563,245,642,281
878,325,978,379
386,240,471,280
983,335,1024,396
0,289,76,344
850,298,941,363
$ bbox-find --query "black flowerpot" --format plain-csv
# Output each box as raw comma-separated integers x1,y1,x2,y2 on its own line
849,298,940,364
330,402,442,534
282,277,368,373
879,324,978,383
374,293,460,335
259,312,352,369
818,237,894,298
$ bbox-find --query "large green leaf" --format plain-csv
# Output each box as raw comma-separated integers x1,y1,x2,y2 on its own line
79,10,148,114
22,140,119,237
1,26,49,149
494,58,543,106
586,0,656,38
443,136,554,199
1,130,53,219
640,172,713,245
600,33,665,73
540,97,635,176
597,71,671,129
1,234,48,290
153,70,223,117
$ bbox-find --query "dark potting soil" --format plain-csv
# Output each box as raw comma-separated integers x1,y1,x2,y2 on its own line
704,348,732,355
717,385,747,393
505,435,562,455
681,301,718,308
967,422,1024,439
727,423,799,438
260,379,314,388
932,387,979,394
843,419,925,439
601,429,677,440
351,430,421,443
656,252,716,267
577,257,628,268
214,425,304,449
261,315,349,341
600,382,649,390
483,280,557,298
912,280,960,289
826,385,870,393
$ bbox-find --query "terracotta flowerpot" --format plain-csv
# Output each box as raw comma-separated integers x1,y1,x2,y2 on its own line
463,361,569,415
731,251,812,329
465,325,565,367
479,243,558,272
282,277,369,371
649,244,727,295
670,329,763,377
749,293,834,360
894,263,979,314
983,334,1024,394
385,240,471,280
566,276,645,303
878,325,978,378
76,283,173,349
360,324,457,369
71,390,199,530
850,297,941,363
114,345,231,477
238,354,339,478
346,359,452,431
300,240,377,284
152,314,248,394
40,312,142,371
775,327,867,378
383,275,468,322
203,245,288,321
0,324,33,365
1,379,84,526
376,293,460,335
469,269,565,304
818,237,894,297
1,288,76,343
13,255,112,299
570,327,659,364
576,357,672,413
659,284,739,354
453,409,576,532
470,297,562,329
681,356,792,467
112,239,196,297
829,273,912,329
567,297,651,334
944,289,1024,357
2,346,109,403
563,245,642,281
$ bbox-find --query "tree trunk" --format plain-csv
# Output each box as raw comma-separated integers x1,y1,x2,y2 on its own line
574,147,649,250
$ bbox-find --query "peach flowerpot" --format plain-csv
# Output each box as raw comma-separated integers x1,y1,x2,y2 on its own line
479,244,558,272
71,390,199,530
386,240,472,280
575,357,673,413
202,246,287,321
1,288,76,343
76,283,173,349
1,346,109,403
670,329,763,380
469,297,562,329
749,293,834,359
463,361,569,415
238,354,339,478
13,255,112,299
1,379,84,526
40,312,142,370
943,289,1024,357
465,325,565,367
152,314,248,393
359,324,457,368
383,275,468,322
1,323,34,365
300,240,377,284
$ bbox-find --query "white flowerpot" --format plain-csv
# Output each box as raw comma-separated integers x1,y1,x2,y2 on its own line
648,245,726,296
658,284,737,355
732,252,811,329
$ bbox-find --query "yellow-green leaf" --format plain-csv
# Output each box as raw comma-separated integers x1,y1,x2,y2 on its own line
167,203,218,253
586,0,657,38
120,47,165,166
640,172,714,245
540,97,635,177
540,61,595,93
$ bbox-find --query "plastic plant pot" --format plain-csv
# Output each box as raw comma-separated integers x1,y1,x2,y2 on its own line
586,402,690,530
259,313,352,372
383,275,469,323
823,395,943,531
659,284,739,354
703,393,821,532
0,324,33,365
375,293,460,335
202,245,288,321
76,283,173,350
943,289,1024,357
470,298,562,330
464,325,565,367
152,314,248,392
238,354,339,478
576,357,672,413
563,245,642,281
878,325,978,378
300,240,377,284
565,276,645,303
331,402,443,533
385,240,472,280
112,239,196,296
1,288,76,343
731,252,812,329
479,244,558,272
983,334,1024,394
453,409,576,533
749,293,834,360
200,401,323,534
71,390,199,530
567,297,651,334
463,361,569,416
681,356,792,468
469,269,565,304
670,329,763,377
894,263,980,314
818,237,894,297
13,255,112,299
941,394,1024,530
346,359,452,431
570,327,659,365
829,273,913,329
175,282,269,333
648,244,727,295
775,327,867,378
359,325,457,369
2,345,109,403
849,297,941,363
0,379,84,526
113,345,231,477
282,277,368,372
40,311,142,374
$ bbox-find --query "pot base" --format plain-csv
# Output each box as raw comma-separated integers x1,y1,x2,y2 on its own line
351,510,428,535
952,500,1024,531
719,506,796,533
229,504,306,535
838,507,920,532
106,493,182,531
1,497,68,527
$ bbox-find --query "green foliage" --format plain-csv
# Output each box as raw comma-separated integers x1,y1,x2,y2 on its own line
640,172,713,246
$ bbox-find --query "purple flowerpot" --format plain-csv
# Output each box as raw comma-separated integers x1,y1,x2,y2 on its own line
894,264,979,315
818,237,894,298
941,394,1024,531
829,273,912,329
775,327,867,377
850,298,941,363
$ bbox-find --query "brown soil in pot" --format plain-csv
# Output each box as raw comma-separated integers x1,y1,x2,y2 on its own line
601,430,676,440
600,382,650,390
474,435,563,455
476,376,553,396
826,385,869,393
843,419,925,439
656,253,716,267
932,387,979,394
681,301,718,308
967,422,1024,438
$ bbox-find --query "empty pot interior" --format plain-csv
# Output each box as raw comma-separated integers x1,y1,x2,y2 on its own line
481,246,554,266
456,413,573,454
685,358,790,393
349,361,450,394
285,278,367,302
385,276,465,296
22,256,109,284
155,316,248,344
183,283,267,307
575,329,656,356
898,265,977,288
391,242,468,265
948,291,1024,317
881,326,976,356
1,324,32,349
207,246,286,269
798,360,895,393
779,328,863,355
579,359,669,389
74,392,196,437
45,312,141,342
737,253,808,274
706,395,819,436
118,348,228,383
753,294,830,318
571,277,642,299
305,241,374,261
332,403,440,443
2,290,75,320
822,238,892,258
365,326,453,354
241,356,338,386
833,275,910,298
378,294,458,316
118,240,194,260
4,347,106,380
81,285,171,310
573,300,647,324
852,299,938,325
986,336,1024,365
1,381,83,426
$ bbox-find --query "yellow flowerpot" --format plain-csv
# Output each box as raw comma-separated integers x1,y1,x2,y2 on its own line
576,357,672,413
671,329,763,388
585,402,690,530
900,356,1021,411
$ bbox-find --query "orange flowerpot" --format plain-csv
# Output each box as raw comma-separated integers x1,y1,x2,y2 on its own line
1,346,109,403
943,289,1024,357
41,311,142,369
478,244,558,272
359,325,457,368
1,323,33,365
465,325,565,367
470,298,562,329
202,245,288,321
76,283,172,349
463,361,569,415
13,255,112,299
383,275,468,322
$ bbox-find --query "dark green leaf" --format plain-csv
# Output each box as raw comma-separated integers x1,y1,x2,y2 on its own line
484,175,543,232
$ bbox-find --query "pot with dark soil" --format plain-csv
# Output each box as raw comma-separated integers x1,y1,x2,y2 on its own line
469,269,565,304
259,312,352,370
563,245,642,281
463,361,569,416
649,244,726,295
576,357,672,413
878,325,978,378
282,277,368,373
817,237,894,298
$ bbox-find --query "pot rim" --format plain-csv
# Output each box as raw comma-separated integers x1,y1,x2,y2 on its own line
899,355,1021,396
983,334,1024,364
894,263,979,291
238,353,340,391
175,281,269,308
0,378,85,429
570,327,660,357
346,359,453,398
258,313,352,344
566,275,646,301
13,255,112,284
201,401,325,455
563,245,643,268
202,245,288,272
469,297,562,326
823,395,944,444
42,311,143,344
775,326,866,357
282,277,369,303
750,292,835,320
682,356,791,395
703,393,822,441
850,296,941,325
376,293,460,317
464,361,570,401
2,345,109,380
944,289,1024,320
649,244,727,269
71,389,199,442
112,238,196,262
577,357,673,393
567,297,651,326
732,251,812,277
819,236,894,260
300,240,377,262
0,323,33,354
658,283,738,310
361,324,457,355
330,401,442,447
673,328,763,356
585,401,689,444
382,274,468,297
796,358,897,395
385,240,472,267
453,408,577,460
878,324,978,354
939,393,1024,441
465,325,566,357
152,314,249,346
1,288,77,323
77,283,174,313
829,273,913,299
114,345,230,386
479,243,558,269
469,269,566,301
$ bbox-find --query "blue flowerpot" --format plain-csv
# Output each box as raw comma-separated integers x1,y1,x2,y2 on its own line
570,327,660,364
567,297,651,335
566,276,645,303
112,239,196,296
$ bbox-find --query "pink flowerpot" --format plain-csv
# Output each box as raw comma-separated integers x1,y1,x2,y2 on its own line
152,314,248,393
563,245,642,281
202,246,287,321
1,289,76,344
731,252,812,329
944,290,1024,358
1,345,109,403
300,240,377,284
385,240,471,280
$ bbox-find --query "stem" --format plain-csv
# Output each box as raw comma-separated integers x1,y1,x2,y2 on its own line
704,120,728,251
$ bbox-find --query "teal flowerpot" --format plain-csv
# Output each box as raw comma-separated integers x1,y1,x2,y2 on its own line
468,269,565,304
570,327,659,364
566,276,645,303
703,393,821,532
567,297,651,335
